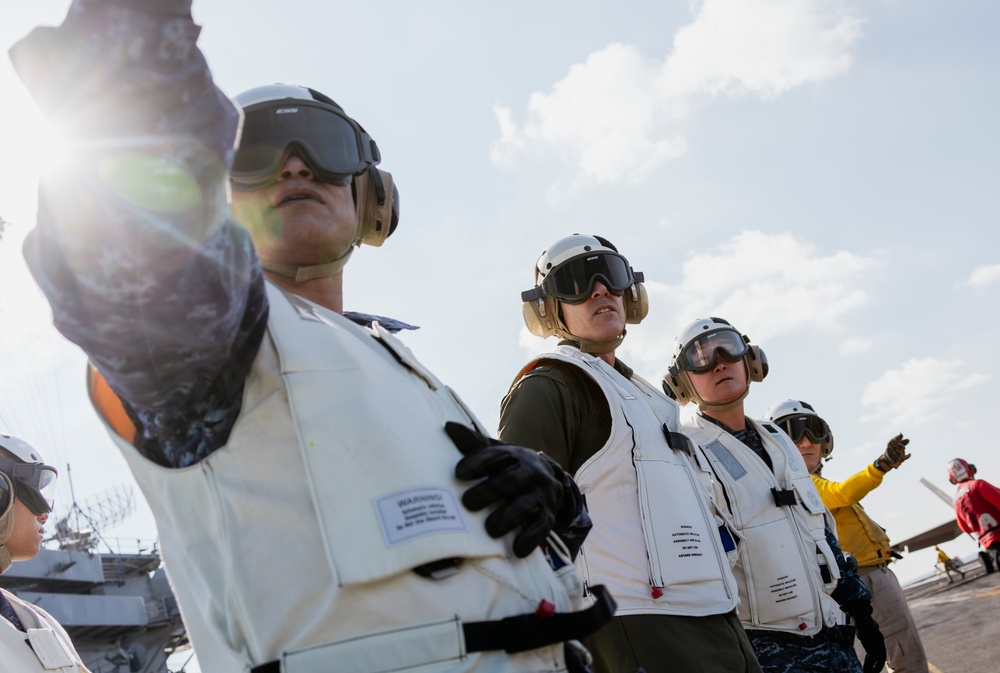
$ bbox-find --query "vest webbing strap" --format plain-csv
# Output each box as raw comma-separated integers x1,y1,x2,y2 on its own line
771,487,797,507
250,584,616,672
463,584,615,653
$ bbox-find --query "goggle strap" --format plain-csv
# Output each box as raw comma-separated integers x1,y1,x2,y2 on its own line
521,287,544,302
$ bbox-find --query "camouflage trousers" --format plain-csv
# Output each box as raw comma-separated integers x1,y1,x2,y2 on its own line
746,625,863,673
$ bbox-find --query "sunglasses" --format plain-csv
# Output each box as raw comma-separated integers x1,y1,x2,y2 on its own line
676,329,749,374
522,252,641,304
231,100,379,189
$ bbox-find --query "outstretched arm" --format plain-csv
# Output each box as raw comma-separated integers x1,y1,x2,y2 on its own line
812,463,885,508
11,0,266,466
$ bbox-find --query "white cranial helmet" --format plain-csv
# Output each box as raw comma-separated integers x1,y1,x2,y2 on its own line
662,317,767,412
521,234,648,354
764,399,834,459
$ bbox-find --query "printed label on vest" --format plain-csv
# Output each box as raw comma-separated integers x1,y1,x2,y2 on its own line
635,460,731,591
769,575,800,605
741,518,816,626
376,487,468,546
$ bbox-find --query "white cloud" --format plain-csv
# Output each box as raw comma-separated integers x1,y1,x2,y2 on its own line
966,264,1000,287
619,230,878,371
838,337,873,355
664,0,862,99
860,357,993,428
492,0,863,189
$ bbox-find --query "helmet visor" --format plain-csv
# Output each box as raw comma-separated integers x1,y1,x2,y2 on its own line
231,101,376,189
775,415,831,445
537,252,636,303
676,329,748,373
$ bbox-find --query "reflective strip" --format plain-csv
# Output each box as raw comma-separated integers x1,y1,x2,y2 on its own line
704,440,747,480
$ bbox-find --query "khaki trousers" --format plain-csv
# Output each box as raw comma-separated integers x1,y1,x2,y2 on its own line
855,564,929,673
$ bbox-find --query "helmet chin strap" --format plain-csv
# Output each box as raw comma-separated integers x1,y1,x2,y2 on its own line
261,245,355,283
695,385,750,413
556,326,626,355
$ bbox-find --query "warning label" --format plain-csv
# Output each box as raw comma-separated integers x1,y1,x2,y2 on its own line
769,575,800,604
376,487,467,546
671,524,705,558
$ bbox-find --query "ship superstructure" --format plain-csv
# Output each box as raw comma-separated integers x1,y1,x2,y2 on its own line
0,485,188,673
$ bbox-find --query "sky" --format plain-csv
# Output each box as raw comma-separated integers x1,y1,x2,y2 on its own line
0,0,998,667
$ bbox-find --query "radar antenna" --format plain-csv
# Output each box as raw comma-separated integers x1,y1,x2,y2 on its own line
50,463,136,553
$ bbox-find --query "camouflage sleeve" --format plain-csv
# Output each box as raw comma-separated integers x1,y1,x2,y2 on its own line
12,0,266,467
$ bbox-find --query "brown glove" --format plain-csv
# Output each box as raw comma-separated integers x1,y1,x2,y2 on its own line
874,434,910,472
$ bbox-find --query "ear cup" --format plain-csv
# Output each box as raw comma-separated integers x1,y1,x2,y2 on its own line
624,283,649,324
746,345,767,382
662,368,695,406
522,297,560,338
354,168,398,247
0,472,10,514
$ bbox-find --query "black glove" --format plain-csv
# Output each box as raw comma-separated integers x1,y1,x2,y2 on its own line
844,601,886,673
446,422,578,558
874,433,910,472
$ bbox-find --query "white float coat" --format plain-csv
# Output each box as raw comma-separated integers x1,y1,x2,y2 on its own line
684,415,843,635
0,588,90,672
524,346,739,617
100,284,581,673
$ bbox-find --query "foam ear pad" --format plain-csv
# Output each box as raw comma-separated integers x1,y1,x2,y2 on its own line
522,297,560,338
354,168,398,247
624,283,649,324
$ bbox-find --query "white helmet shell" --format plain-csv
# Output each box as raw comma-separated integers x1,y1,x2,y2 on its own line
522,234,648,353
0,434,54,573
764,399,834,459
0,434,47,466
0,433,57,516
534,234,620,285
663,317,766,411
233,83,336,111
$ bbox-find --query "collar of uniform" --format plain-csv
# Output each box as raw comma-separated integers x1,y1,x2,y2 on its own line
698,412,744,435
699,413,770,465
556,340,633,379
343,311,418,333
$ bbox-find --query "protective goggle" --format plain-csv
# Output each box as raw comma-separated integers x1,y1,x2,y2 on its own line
0,458,57,516
231,100,380,190
522,252,643,304
675,329,749,374
774,415,831,446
